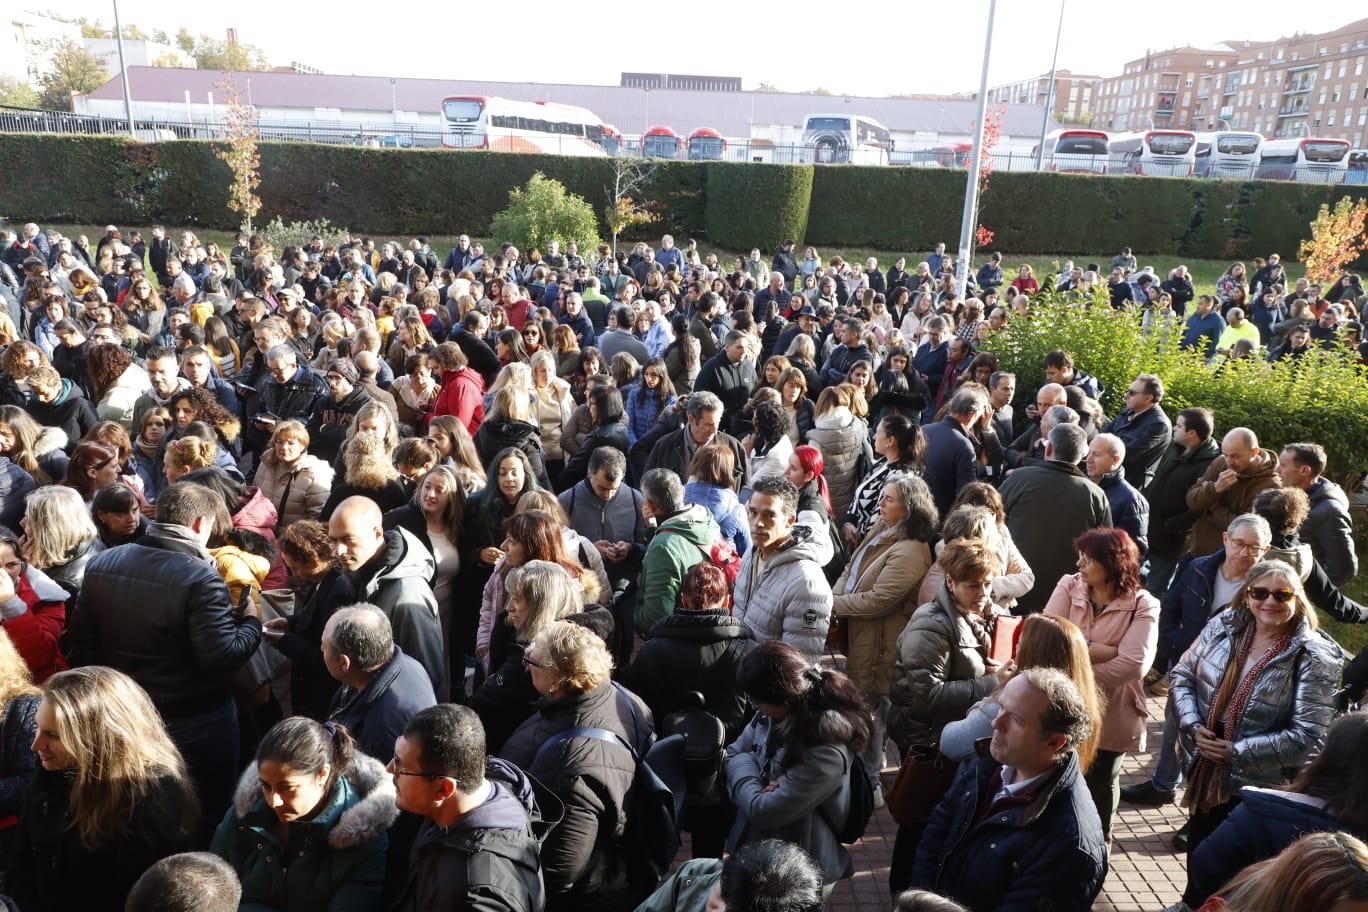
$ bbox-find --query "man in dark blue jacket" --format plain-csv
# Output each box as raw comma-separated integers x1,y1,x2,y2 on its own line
920,387,988,517
389,704,550,912
1102,373,1173,489
323,604,436,762
912,669,1107,912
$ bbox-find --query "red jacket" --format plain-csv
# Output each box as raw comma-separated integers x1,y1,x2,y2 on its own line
2,569,69,683
428,367,486,437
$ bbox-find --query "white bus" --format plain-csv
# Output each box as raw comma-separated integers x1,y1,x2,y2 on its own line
799,113,891,165
1349,149,1368,185
1257,138,1352,183
1033,129,1110,173
439,95,609,156
1108,130,1197,177
1193,131,1263,179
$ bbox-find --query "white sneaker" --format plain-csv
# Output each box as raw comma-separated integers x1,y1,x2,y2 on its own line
872,785,885,809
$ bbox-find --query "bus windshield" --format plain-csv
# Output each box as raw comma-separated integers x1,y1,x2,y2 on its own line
1057,135,1107,155
1305,142,1350,163
442,99,483,121
1216,135,1259,155
806,117,851,133
1148,133,1195,155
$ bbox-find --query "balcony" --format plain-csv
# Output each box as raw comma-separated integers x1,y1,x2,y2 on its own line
1278,102,1310,117
1196,89,1210,99
1284,78,1314,94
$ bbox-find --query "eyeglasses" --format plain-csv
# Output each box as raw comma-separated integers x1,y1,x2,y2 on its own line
386,757,455,782
521,654,553,670
1226,539,1265,555
1248,587,1296,604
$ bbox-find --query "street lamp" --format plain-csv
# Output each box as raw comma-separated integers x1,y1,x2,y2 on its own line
111,0,134,133
1034,0,1066,170
955,0,997,303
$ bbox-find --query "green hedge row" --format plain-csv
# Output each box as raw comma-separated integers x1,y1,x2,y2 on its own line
2,133,1366,259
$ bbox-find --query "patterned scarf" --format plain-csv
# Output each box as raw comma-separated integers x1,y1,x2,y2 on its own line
1185,623,1293,814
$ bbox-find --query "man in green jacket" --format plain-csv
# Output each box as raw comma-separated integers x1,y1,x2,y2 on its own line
636,468,720,636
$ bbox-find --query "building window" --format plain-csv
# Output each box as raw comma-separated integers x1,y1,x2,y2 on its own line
1340,63,1348,78
1327,112,1336,126
1357,58,1365,76
1333,89,1341,102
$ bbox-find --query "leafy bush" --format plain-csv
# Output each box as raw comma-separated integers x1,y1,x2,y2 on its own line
257,216,351,252
704,162,812,251
983,296,1368,477
488,172,601,254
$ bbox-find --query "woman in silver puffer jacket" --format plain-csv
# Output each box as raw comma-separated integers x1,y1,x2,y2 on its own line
1170,559,1343,908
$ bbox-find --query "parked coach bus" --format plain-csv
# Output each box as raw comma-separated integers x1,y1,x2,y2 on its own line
1257,138,1353,183
1193,131,1263,179
687,127,726,160
440,96,609,156
1349,149,1368,185
641,125,682,158
1034,129,1110,173
1108,130,1197,176
799,113,891,165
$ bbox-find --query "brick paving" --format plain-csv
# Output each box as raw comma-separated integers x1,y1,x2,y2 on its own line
674,688,1187,912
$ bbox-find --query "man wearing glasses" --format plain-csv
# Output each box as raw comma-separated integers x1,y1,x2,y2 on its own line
1101,373,1172,489
307,358,373,462
388,704,548,911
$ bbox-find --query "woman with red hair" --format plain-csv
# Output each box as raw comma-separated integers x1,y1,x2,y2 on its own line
1044,527,1159,841
785,444,831,515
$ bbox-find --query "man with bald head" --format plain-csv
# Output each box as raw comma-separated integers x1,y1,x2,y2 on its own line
1005,382,1068,470
1086,433,1149,556
328,496,446,699
1185,427,1280,558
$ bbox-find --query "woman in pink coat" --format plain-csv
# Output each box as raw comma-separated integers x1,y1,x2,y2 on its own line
1044,527,1159,839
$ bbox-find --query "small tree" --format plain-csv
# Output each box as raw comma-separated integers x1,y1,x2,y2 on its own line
604,158,657,255
213,73,262,234
490,172,600,255
1298,195,1368,285
37,39,108,111
972,102,1007,249
0,76,40,109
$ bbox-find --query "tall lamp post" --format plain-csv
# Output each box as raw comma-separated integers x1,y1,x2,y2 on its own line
1034,0,1067,170
955,0,997,303
111,0,135,133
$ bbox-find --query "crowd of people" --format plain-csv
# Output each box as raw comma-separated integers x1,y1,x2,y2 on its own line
0,219,1364,912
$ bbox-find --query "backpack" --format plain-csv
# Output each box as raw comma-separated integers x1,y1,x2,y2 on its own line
659,691,727,806
534,685,688,886
657,528,742,588
821,751,876,844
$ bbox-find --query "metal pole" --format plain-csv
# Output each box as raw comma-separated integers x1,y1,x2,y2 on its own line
1034,0,1066,170
111,0,135,133
956,0,997,302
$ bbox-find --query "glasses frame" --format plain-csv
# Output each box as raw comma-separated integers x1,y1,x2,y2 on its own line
1248,586,1296,604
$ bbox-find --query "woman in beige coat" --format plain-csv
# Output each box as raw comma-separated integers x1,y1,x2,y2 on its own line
1044,527,1159,839
833,474,937,792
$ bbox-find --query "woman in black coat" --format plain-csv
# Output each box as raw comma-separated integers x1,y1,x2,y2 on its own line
266,520,353,722
475,386,552,490
559,386,629,490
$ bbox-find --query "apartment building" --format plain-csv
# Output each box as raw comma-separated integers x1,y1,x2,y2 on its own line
1091,17,1368,146
982,69,1103,123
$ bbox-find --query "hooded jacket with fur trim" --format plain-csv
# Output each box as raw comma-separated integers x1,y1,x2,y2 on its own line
210,751,398,912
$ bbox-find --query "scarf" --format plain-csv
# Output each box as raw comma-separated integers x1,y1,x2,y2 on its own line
1184,623,1293,814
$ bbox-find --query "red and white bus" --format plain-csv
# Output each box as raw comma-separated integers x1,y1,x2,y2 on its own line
1193,131,1263,179
641,125,682,159
1033,129,1110,173
439,95,610,156
931,142,973,168
1107,130,1197,176
687,127,726,161
1256,138,1352,183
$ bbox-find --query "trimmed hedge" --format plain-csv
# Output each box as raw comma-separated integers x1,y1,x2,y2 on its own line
703,162,812,252
3,132,1367,259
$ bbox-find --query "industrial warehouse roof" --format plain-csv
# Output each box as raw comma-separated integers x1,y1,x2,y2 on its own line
89,67,1059,137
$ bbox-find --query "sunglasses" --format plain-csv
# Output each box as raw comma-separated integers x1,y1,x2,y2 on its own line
1248,587,1295,604
521,654,552,670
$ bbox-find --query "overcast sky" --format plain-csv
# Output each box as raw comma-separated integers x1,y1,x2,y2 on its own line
55,2,1361,98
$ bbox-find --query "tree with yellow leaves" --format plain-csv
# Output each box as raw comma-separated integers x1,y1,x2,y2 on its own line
213,73,262,234
1298,196,1368,286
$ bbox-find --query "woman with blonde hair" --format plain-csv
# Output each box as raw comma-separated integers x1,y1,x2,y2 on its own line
474,384,551,490
253,420,334,532
318,427,408,521
529,349,575,483
805,385,872,522
163,435,218,486
10,666,196,912
552,323,581,377
499,621,656,911
1199,831,1368,912
0,625,39,859
917,502,1034,609
19,485,102,608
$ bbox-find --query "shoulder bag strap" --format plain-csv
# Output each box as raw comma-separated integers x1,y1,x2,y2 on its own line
534,725,637,766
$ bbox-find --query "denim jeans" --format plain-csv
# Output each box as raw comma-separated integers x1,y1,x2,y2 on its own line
165,700,240,848
1153,692,1183,791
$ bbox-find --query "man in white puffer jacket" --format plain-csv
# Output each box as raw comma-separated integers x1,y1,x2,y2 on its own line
733,476,833,662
